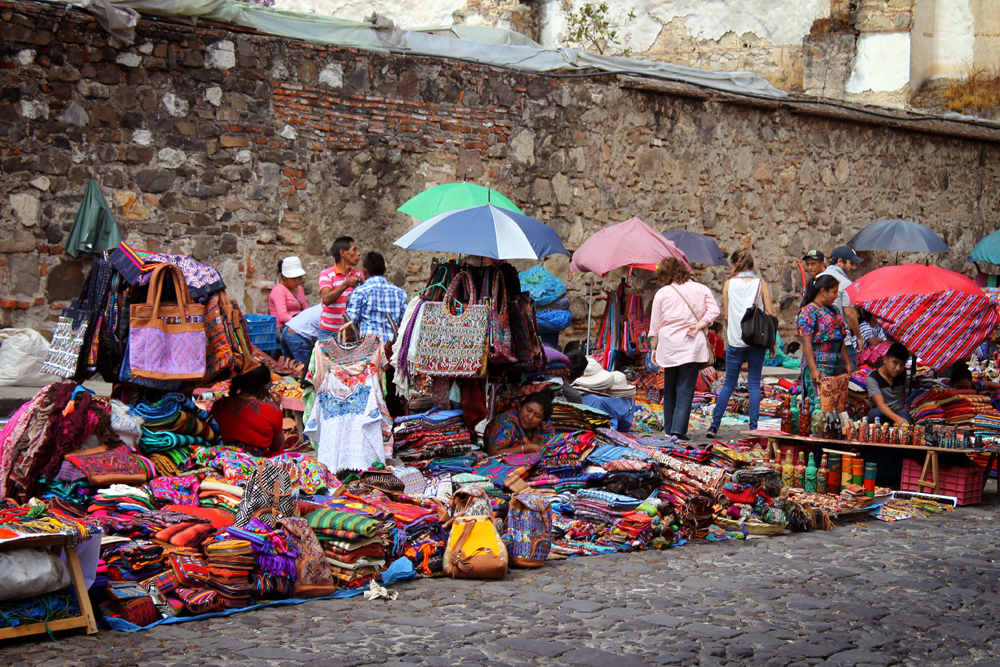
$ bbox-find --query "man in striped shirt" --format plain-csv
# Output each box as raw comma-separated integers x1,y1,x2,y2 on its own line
317,236,363,341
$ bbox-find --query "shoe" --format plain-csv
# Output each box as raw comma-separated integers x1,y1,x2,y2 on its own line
672,433,691,442
705,428,718,439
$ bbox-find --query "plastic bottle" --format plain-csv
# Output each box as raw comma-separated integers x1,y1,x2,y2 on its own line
817,454,829,494
804,453,818,493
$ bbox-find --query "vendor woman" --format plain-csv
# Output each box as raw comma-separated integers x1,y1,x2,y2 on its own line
210,365,284,455
484,392,555,456
797,274,853,408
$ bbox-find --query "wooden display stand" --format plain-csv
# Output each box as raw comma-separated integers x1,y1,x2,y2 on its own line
742,429,981,496
0,534,98,640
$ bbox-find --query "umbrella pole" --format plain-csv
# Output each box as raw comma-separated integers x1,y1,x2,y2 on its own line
586,278,593,356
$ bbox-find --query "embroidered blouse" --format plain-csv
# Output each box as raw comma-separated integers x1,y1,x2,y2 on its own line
796,303,847,344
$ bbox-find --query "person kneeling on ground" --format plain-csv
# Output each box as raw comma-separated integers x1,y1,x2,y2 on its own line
866,343,913,425
210,365,285,455
484,391,555,456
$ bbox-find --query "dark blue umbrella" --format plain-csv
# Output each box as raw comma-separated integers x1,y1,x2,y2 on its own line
661,230,729,266
848,219,949,253
969,230,1000,264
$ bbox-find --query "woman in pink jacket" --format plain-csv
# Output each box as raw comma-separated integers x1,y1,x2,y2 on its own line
268,256,308,331
648,257,720,441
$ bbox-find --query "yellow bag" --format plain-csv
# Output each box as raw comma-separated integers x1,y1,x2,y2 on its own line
443,516,508,579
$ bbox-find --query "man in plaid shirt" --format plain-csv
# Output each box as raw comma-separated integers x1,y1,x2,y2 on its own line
345,251,408,344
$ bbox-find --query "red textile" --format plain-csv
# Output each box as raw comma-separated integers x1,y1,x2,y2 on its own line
210,396,282,452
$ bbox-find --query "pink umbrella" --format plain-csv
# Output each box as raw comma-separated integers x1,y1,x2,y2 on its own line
570,217,689,277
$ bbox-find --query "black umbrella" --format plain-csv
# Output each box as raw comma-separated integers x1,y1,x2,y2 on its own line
661,230,729,266
848,219,950,254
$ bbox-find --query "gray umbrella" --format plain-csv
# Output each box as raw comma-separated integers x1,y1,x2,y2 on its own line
848,219,950,253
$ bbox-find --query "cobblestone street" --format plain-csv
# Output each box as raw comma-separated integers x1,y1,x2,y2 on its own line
3,491,998,667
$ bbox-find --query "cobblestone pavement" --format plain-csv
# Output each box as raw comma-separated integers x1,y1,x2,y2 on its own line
3,486,998,667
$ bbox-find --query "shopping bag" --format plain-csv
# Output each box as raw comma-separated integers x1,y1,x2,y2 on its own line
414,271,489,377
128,264,206,380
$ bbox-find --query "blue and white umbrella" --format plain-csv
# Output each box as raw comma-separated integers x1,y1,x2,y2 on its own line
394,204,569,260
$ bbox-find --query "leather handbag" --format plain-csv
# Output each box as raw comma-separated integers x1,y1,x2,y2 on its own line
128,264,207,380
669,285,716,368
443,515,508,579
415,271,489,377
740,280,778,349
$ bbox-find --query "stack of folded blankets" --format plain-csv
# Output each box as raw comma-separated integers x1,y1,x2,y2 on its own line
205,539,255,608
198,478,244,514
393,410,472,460
541,345,570,377
305,502,393,589
573,488,644,526
102,540,167,582
529,432,600,492
224,519,299,600
133,393,220,476
88,484,155,521
550,401,611,433
908,388,996,426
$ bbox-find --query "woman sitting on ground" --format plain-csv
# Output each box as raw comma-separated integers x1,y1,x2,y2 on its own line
484,391,555,456
210,365,285,455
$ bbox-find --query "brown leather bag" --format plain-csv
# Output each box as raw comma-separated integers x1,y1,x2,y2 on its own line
443,516,508,580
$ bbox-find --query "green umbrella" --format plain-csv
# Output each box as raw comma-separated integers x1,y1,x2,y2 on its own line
64,179,123,258
397,183,522,221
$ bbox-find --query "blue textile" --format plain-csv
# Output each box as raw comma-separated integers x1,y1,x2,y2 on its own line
518,266,567,307
580,394,634,433
103,558,417,632
281,327,314,364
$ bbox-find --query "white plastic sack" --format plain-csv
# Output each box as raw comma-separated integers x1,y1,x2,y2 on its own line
0,329,60,387
0,547,72,601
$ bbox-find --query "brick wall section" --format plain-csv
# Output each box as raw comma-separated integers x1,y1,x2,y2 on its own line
1,0,999,343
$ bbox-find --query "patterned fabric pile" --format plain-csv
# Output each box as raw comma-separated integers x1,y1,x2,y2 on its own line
393,410,472,460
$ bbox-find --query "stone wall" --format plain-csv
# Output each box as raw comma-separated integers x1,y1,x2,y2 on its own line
2,0,999,342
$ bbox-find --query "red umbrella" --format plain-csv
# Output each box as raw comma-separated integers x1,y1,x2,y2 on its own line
844,265,997,370
844,264,982,304
570,217,689,277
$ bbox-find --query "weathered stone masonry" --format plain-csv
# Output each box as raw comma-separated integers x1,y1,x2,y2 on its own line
1,0,999,341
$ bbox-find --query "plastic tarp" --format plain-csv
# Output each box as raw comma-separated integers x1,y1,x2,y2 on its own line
103,557,417,632
48,0,786,99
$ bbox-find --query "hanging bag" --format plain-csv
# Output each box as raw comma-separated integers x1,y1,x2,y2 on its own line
128,264,207,380
739,280,778,349
484,270,517,364
202,291,258,383
415,271,489,377
669,285,716,368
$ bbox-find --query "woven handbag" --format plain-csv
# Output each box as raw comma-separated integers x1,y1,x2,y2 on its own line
202,291,258,383
128,264,207,381
106,582,160,626
233,460,295,528
484,270,517,364
503,493,552,568
360,470,405,494
415,271,489,377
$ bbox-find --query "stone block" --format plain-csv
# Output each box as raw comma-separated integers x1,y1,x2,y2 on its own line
44,258,85,301
49,65,81,82
134,168,176,193
297,60,317,84
91,102,117,128
0,228,36,253
220,135,249,148
114,190,150,220
9,192,40,227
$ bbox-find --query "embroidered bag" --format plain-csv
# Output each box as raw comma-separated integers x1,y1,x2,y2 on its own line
507,292,546,374
443,515,508,579
41,314,89,379
623,294,651,356
176,587,225,615
128,264,207,381
484,269,517,364
106,582,160,626
415,271,489,377
202,291,258,383
503,493,552,568
233,460,296,528
170,553,210,587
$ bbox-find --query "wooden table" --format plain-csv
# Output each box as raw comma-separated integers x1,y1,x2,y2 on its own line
0,534,98,640
742,429,983,496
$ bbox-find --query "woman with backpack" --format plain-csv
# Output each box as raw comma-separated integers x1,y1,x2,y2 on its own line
705,249,775,439
647,257,719,441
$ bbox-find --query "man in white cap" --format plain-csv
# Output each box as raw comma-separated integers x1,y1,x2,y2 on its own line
818,246,865,371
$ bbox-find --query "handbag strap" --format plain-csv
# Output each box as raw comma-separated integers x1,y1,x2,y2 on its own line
146,264,193,323
443,271,477,314
669,285,703,325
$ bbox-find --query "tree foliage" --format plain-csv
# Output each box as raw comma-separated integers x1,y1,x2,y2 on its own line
565,3,636,57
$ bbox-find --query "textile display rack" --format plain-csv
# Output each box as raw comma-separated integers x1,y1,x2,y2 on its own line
0,534,98,640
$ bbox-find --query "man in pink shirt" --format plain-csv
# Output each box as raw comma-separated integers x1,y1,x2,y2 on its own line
317,236,363,341
647,258,720,441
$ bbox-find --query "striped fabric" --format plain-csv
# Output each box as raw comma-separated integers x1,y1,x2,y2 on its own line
860,290,999,370
306,508,379,538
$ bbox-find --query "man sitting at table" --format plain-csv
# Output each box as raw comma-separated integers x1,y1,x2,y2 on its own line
866,343,913,425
